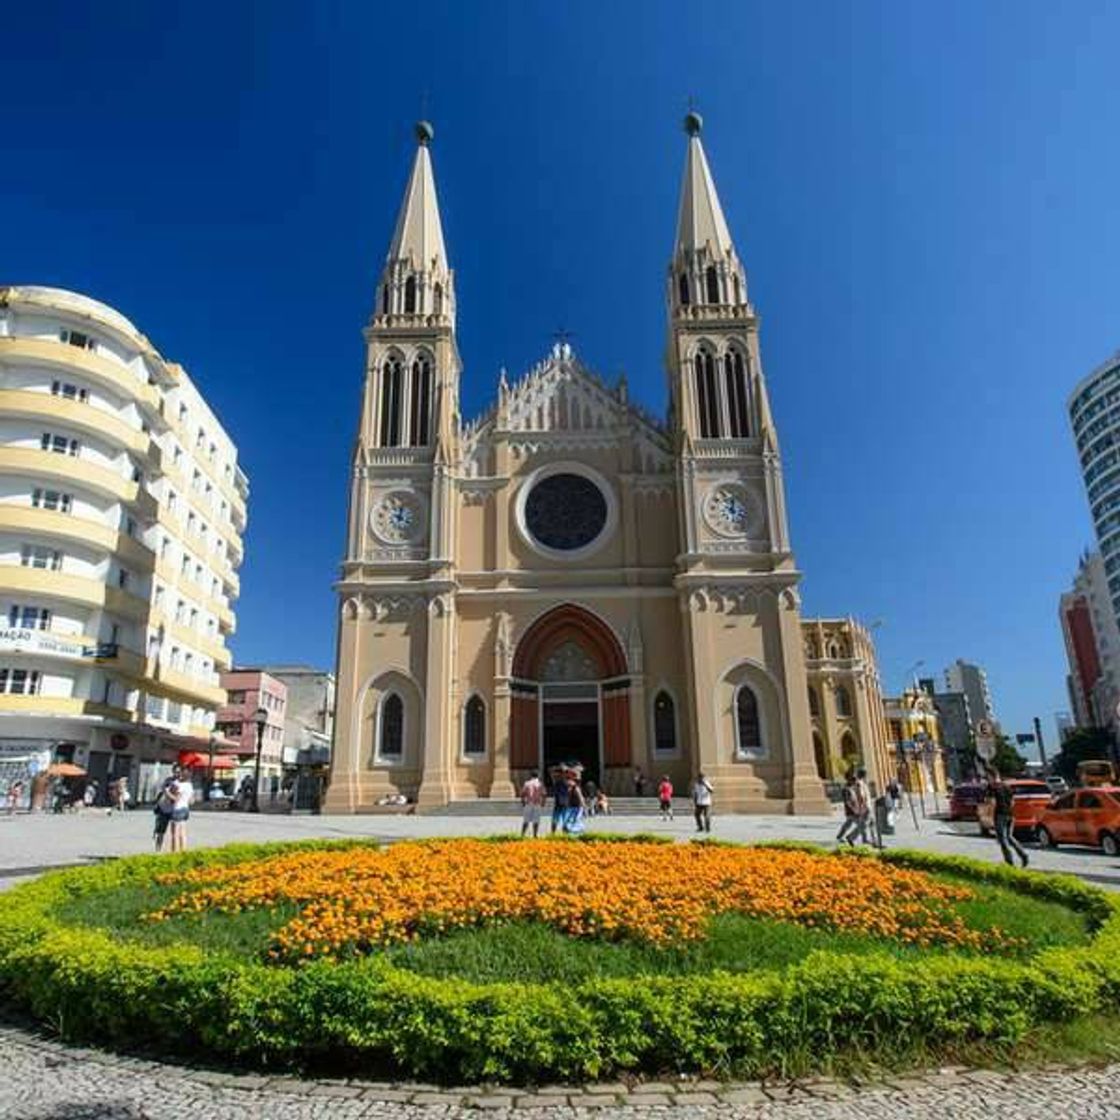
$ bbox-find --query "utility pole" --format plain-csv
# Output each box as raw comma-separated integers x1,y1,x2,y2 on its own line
1033,716,1048,768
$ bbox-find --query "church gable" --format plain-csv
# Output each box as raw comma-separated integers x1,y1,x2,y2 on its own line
461,343,672,478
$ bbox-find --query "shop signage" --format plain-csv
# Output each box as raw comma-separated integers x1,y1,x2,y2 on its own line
0,627,89,660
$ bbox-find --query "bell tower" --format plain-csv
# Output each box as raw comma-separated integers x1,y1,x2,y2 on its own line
328,122,461,812
668,111,826,811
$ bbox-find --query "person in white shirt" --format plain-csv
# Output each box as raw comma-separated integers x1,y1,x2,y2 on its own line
167,773,194,853
691,772,714,833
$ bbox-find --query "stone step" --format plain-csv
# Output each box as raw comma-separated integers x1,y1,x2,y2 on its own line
428,797,694,817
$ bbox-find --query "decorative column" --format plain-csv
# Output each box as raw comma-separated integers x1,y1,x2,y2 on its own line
417,592,455,807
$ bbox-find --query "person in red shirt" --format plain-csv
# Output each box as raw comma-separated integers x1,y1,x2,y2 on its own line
658,775,674,821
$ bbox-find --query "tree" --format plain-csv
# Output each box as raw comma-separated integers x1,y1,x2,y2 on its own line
1053,727,1115,785
990,734,1027,777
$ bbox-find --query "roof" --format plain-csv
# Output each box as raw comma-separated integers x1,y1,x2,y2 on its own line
675,131,735,260
386,139,448,270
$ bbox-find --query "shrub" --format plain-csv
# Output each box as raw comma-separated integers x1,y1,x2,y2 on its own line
0,840,1117,1083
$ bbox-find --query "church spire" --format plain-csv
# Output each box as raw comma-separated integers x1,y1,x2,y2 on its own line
374,121,455,327
669,111,749,317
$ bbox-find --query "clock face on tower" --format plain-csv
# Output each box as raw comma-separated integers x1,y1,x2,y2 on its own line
703,483,753,538
370,490,426,545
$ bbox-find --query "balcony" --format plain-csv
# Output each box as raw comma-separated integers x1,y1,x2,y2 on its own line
0,506,155,571
0,446,151,511
0,565,150,622
0,337,160,412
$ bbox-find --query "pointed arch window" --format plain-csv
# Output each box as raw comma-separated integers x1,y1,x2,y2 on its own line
695,349,721,438
404,276,417,314
381,282,390,316
379,357,404,447
736,685,763,755
724,350,751,438
678,272,690,307
808,685,820,718
410,356,432,446
835,684,852,718
732,274,741,305
378,693,404,758
653,690,677,755
463,695,486,757
433,283,444,316
705,265,719,304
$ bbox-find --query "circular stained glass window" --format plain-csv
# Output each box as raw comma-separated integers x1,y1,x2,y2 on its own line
524,473,608,552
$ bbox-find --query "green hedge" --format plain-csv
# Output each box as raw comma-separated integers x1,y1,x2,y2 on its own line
1,840,1118,1082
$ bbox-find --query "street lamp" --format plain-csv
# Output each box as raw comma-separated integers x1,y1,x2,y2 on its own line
251,706,268,813
206,729,218,802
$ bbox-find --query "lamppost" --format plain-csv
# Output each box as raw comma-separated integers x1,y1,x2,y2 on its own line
206,729,218,802
251,706,268,813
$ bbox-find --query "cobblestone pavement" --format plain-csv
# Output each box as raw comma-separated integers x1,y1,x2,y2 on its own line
4,802,1120,892
2,1025,1119,1119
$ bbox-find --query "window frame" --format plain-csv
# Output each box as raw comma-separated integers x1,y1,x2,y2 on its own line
461,694,487,762
652,687,680,757
733,683,767,760
375,691,406,764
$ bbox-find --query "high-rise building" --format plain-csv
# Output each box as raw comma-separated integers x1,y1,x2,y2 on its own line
1070,351,1120,624
257,664,334,764
944,659,995,726
327,115,833,813
1059,549,1120,729
0,286,247,802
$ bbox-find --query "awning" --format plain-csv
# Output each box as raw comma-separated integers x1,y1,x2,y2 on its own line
178,751,240,770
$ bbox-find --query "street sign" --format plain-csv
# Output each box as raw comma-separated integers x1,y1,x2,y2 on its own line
976,737,997,762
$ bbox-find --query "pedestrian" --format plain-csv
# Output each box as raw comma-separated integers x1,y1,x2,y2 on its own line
82,779,98,809
594,789,611,816
658,774,674,821
549,766,569,835
855,768,872,845
167,769,194,853
520,768,545,838
583,778,598,816
153,769,178,852
6,780,22,814
837,771,860,845
563,774,586,834
633,768,646,797
112,777,129,813
988,772,1029,869
887,777,901,811
691,772,713,833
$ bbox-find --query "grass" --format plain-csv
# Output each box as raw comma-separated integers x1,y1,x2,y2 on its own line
52,868,1091,978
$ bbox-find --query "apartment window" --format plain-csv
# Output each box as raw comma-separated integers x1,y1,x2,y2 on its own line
0,668,42,695
20,545,62,571
101,677,113,705
175,600,186,624
117,568,130,590
160,537,170,559
169,646,181,669
125,517,137,537
189,608,198,628
131,465,142,483
109,623,120,645
51,380,89,403
178,403,188,423
167,491,177,513
194,563,203,583
147,633,161,657
184,653,194,673
180,556,190,577
8,606,51,631
59,328,94,350
31,488,73,513
41,432,80,456
153,585,165,609
173,446,183,467
228,690,246,704
192,469,202,492
211,577,220,598
196,427,205,449
187,512,196,533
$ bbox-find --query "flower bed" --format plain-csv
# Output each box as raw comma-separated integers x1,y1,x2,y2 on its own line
144,840,1020,960
0,838,1117,1083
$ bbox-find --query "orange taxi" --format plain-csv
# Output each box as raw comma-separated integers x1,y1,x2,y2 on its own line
976,779,1052,838
1037,787,1120,855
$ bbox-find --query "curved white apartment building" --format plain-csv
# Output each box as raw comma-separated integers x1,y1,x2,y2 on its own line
0,286,247,801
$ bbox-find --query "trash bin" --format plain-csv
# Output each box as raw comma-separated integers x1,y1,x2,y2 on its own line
875,795,895,836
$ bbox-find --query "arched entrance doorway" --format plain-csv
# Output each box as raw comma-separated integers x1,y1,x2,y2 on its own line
510,605,631,788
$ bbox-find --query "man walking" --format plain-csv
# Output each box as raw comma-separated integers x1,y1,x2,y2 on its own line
988,772,1029,868
691,772,713,833
549,767,569,835
520,768,545,838
837,771,863,846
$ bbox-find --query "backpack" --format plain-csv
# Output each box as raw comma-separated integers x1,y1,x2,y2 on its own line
842,784,859,814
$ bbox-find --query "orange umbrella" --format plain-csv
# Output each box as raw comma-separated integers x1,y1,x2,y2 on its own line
46,762,86,778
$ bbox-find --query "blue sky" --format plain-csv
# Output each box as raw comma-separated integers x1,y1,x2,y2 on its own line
3,1,1118,751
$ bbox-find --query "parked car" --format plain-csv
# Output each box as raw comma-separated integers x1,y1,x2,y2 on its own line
948,782,987,821
976,779,1053,838
1046,775,1069,795
1037,787,1120,855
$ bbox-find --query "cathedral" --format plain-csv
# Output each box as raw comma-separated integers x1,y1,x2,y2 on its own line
324,114,836,813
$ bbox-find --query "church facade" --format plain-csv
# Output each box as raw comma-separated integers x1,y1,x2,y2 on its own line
325,115,833,813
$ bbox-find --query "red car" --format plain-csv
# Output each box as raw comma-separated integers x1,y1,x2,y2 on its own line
976,779,1053,837
948,782,986,822
1037,787,1120,855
